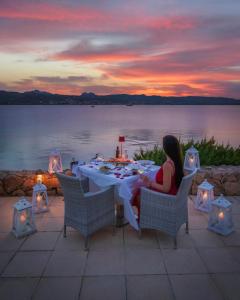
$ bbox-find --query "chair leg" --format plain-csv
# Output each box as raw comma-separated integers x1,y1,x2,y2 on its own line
112,224,116,236
185,220,189,234
84,237,89,251
138,228,142,239
173,237,177,249
63,224,66,238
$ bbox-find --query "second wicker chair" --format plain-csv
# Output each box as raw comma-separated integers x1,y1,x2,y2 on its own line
56,173,115,250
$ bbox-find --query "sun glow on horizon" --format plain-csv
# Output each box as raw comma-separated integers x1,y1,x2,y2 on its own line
0,0,240,98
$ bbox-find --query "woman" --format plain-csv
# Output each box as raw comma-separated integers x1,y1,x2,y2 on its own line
132,135,184,218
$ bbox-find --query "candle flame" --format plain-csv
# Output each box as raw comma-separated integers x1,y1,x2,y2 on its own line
37,174,42,184
203,191,208,200
218,211,224,220
37,195,42,202
20,214,26,223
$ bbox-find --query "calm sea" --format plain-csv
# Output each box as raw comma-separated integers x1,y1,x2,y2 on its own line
0,105,239,170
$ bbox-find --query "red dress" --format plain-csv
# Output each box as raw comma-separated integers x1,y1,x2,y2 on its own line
132,160,178,217
154,160,178,195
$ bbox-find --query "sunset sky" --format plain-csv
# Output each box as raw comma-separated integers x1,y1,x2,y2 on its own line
0,0,240,97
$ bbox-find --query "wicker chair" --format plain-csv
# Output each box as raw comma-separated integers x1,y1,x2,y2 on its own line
139,169,197,248
56,173,115,250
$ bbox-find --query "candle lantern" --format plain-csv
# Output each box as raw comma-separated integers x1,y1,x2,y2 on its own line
208,194,234,236
184,145,200,171
12,197,36,238
118,136,125,159
32,182,49,214
195,179,214,212
48,149,63,174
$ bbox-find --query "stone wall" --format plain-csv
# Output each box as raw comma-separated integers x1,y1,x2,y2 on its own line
191,166,240,196
0,170,72,197
0,166,240,197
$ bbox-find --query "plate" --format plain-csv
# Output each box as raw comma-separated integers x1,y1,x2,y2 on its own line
136,160,155,166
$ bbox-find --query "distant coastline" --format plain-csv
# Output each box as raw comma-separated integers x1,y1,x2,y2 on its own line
0,90,240,105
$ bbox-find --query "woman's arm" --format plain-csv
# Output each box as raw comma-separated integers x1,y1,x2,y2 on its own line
150,161,173,193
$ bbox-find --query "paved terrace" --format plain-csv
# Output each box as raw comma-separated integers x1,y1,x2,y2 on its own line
0,196,240,300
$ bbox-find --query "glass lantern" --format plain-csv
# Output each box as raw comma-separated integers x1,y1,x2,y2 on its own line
32,182,49,214
208,194,234,235
48,149,63,174
12,197,37,238
195,179,214,212
184,145,200,171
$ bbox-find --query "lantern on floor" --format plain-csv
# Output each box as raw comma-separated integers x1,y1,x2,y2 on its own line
118,136,125,158
12,197,36,238
32,182,49,214
184,145,200,171
208,194,234,235
48,149,63,174
195,179,214,212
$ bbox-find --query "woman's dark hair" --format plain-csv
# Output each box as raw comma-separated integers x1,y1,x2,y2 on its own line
163,135,184,188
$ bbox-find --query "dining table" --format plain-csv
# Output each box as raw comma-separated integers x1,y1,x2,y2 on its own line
72,160,159,230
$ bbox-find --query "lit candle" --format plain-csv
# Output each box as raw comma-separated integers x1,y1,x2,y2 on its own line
36,194,42,202
218,211,224,220
189,156,195,167
218,211,225,226
53,159,57,166
37,174,42,184
20,213,26,223
203,191,208,200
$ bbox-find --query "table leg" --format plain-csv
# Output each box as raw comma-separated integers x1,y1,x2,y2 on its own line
116,203,129,227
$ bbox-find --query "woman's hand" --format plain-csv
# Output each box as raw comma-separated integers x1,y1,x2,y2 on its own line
140,174,151,187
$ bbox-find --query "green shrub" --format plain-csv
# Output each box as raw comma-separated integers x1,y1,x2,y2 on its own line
133,137,240,166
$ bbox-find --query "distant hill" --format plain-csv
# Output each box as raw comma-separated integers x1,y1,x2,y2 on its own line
0,90,239,105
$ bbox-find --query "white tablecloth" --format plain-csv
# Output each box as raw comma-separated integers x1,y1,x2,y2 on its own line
73,164,159,230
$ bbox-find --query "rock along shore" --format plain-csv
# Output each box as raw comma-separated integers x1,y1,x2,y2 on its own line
0,166,240,197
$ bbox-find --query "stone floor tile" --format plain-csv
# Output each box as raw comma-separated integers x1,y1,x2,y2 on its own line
55,231,85,251
80,276,125,300
162,248,207,274
198,248,240,273
211,273,240,300
191,229,225,247
85,250,124,275
127,275,174,300
221,231,240,246
33,277,81,300
3,251,51,277
124,226,159,249
46,205,64,218
0,278,39,300
226,247,240,264
232,215,240,228
37,217,64,231
0,252,14,273
20,231,60,251
125,249,165,275
170,274,223,300
188,214,208,229
228,197,240,214
157,230,195,249
48,196,64,206
44,251,87,276
89,226,123,250
0,233,25,251
0,217,13,233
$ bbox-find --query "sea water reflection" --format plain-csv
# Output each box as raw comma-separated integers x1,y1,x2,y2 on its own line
0,105,239,170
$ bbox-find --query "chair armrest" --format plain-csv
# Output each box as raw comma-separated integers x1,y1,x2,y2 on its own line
140,187,176,208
